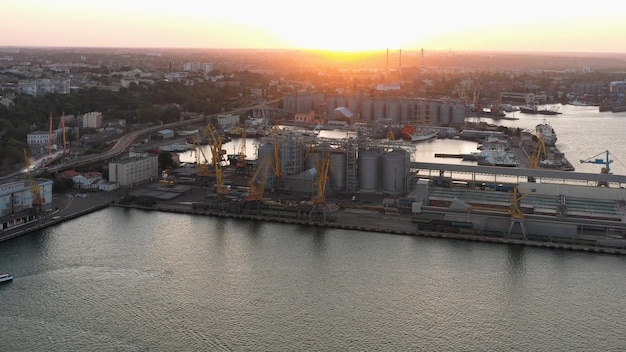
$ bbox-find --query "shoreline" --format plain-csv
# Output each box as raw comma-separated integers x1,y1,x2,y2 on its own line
2,192,625,256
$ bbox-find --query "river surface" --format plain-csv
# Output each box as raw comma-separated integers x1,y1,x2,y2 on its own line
2,105,626,351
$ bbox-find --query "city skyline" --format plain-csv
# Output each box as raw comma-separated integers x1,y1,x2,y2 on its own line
3,1,626,53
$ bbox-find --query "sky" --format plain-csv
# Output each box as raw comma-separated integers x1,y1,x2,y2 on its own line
2,0,626,53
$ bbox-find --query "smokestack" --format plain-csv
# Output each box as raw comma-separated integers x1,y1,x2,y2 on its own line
420,48,424,75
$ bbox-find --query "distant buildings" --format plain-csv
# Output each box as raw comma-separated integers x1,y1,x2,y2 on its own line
183,62,213,72
17,78,71,96
26,130,62,152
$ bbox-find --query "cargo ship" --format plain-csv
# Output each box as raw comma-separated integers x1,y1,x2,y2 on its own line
520,103,562,115
535,123,557,146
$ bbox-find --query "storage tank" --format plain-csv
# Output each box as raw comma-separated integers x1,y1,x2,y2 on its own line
417,102,427,124
358,149,381,192
361,99,373,121
386,100,400,123
326,96,337,116
373,100,386,119
382,149,409,195
452,103,466,125
329,152,346,191
428,102,440,125
347,96,360,113
304,151,321,171
400,100,412,123
336,96,347,108
440,103,452,125
257,142,276,180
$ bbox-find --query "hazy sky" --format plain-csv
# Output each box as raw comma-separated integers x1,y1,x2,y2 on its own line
3,0,626,52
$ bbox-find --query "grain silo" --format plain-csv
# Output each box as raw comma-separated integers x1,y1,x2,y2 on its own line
417,101,427,124
329,152,346,191
361,99,374,121
386,100,400,123
373,100,386,120
439,102,452,125
400,100,412,123
381,149,410,195
358,148,381,192
326,96,337,116
452,103,466,125
428,101,440,125
257,142,276,182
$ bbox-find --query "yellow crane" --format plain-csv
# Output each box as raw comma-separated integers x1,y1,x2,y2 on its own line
23,149,44,214
245,154,271,202
528,133,547,182
205,124,229,197
310,152,332,220
192,137,211,178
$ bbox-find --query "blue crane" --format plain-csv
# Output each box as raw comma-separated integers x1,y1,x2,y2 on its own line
580,150,613,174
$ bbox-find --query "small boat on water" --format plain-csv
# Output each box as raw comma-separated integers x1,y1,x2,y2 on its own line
0,272,13,283
519,102,562,115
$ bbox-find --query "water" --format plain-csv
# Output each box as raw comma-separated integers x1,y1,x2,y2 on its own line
2,208,626,351
182,104,626,176
3,105,626,350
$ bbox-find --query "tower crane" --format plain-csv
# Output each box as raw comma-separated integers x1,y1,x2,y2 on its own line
580,150,613,186
23,149,45,214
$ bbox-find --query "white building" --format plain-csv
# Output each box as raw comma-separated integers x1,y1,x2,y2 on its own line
82,112,103,129
109,156,159,187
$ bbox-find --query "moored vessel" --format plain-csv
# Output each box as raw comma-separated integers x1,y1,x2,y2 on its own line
535,123,557,146
0,272,13,283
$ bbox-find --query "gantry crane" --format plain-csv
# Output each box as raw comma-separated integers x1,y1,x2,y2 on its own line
23,149,45,214
205,123,229,197
580,150,613,186
245,154,271,203
192,137,211,180
309,152,332,221
508,185,533,239
527,134,547,182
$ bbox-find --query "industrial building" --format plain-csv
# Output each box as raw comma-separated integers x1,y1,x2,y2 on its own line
0,178,53,230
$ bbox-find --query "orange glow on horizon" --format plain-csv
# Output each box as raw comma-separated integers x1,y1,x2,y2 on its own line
2,1,626,53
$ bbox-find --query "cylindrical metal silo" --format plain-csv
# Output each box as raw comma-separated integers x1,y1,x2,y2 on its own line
428,101,440,125
400,100,411,123
304,151,321,171
329,152,346,191
347,96,360,113
326,96,337,116
381,149,409,195
257,142,276,181
336,96,347,108
452,103,466,125
440,103,451,125
358,149,381,192
386,100,400,123
361,99,373,121
417,102,427,124
373,100,386,119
